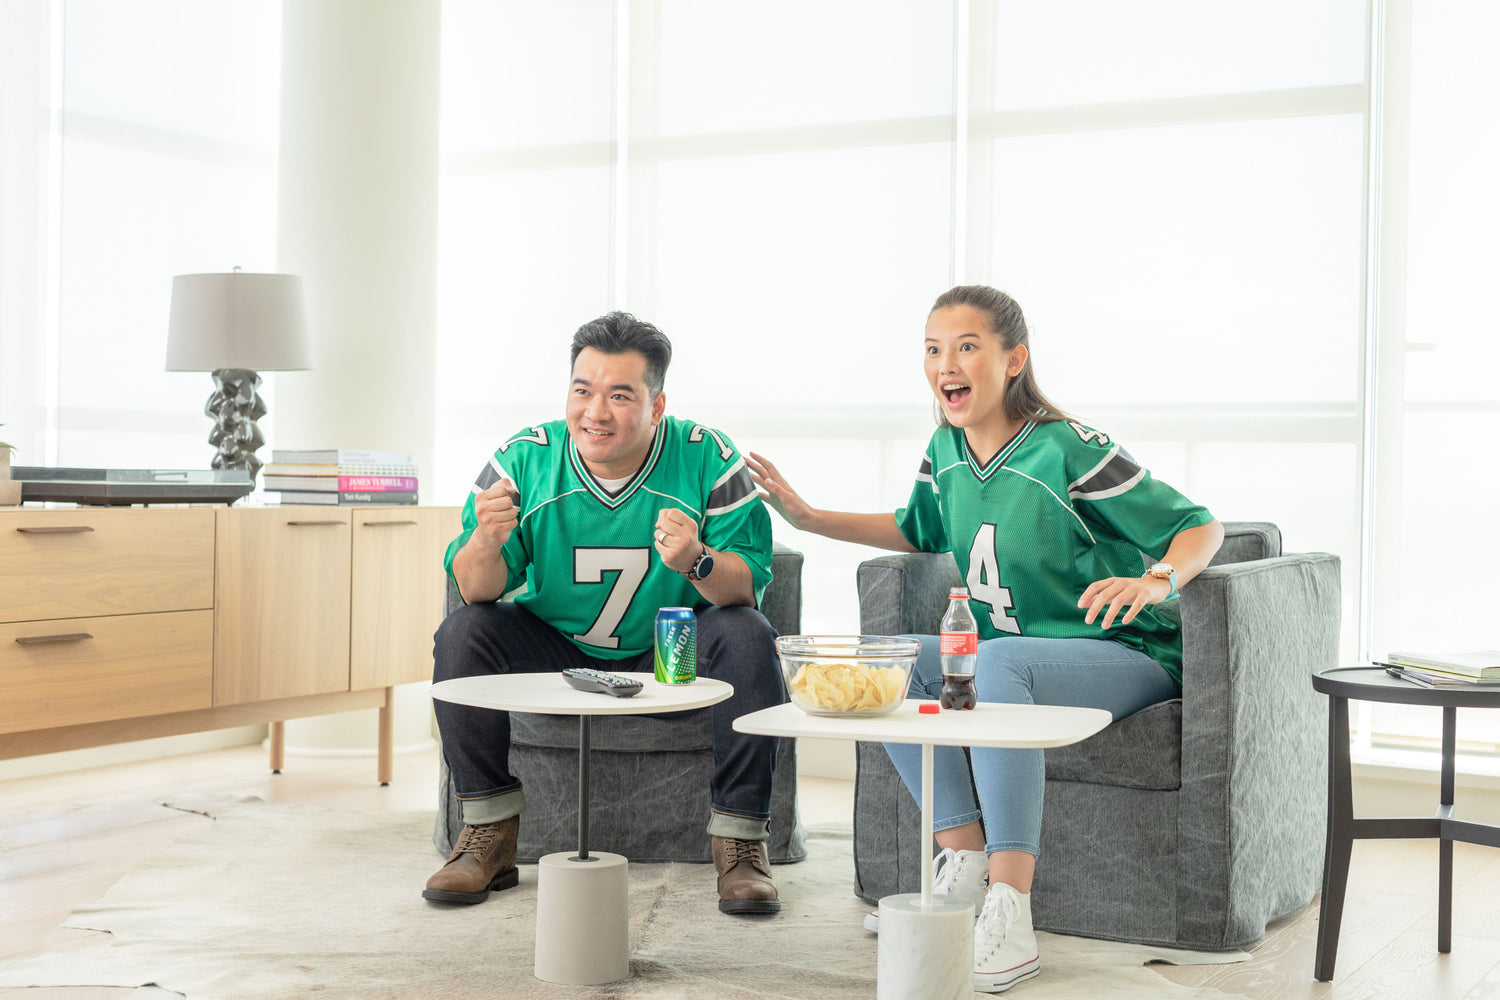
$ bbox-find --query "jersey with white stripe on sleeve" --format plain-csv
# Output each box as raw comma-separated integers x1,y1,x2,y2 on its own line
443,415,773,659
894,418,1214,683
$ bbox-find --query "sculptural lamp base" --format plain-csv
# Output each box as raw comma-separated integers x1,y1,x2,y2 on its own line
205,368,268,477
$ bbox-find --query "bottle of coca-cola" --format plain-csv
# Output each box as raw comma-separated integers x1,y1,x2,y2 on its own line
939,587,978,710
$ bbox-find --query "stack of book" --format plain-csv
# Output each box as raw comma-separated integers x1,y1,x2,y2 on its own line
1381,650,1500,688
262,449,419,505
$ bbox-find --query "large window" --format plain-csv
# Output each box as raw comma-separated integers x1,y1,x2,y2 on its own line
434,0,615,490
0,0,281,469
1359,0,1500,759
4,0,1495,768
435,0,1377,650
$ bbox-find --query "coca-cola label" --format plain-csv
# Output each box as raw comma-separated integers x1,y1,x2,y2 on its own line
940,631,977,655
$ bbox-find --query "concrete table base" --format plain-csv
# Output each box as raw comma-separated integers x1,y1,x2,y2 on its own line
533,851,629,985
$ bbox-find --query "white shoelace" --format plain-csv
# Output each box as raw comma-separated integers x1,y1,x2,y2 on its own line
931,848,960,894
932,847,988,897
975,884,1023,961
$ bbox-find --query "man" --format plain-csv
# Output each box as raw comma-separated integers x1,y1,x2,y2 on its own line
424,311,786,915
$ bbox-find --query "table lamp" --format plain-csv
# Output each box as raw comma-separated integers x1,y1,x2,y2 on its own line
165,271,312,478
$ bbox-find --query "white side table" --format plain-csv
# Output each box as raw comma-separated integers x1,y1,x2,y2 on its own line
734,700,1110,1000
431,672,732,985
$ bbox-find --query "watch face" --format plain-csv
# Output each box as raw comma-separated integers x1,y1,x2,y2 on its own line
694,552,714,579
1149,562,1172,577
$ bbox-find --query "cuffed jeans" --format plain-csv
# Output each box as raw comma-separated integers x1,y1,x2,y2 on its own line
432,601,786,841
884,635,1179,857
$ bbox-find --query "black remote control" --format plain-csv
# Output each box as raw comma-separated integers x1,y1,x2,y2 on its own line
562,667,643,698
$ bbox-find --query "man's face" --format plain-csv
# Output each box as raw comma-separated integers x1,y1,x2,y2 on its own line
565,347,665,479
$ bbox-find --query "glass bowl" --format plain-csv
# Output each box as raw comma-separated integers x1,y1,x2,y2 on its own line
775,634,922,718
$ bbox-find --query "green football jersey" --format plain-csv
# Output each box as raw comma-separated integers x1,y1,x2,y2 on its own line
444,415,773,659
894,418,1214,683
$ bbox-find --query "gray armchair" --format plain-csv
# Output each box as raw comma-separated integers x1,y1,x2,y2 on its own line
850,522,1338,950
434,542,807,865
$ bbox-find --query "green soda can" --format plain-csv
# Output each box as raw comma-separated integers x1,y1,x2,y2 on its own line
654,607,697,684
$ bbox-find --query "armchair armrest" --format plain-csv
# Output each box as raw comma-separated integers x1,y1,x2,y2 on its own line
1178,551,1341,765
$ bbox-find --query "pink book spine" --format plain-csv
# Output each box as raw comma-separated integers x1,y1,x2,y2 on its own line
338,475,418,492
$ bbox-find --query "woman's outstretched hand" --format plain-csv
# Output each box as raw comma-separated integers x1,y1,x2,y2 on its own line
747,452,819,532
1077,574,1173,630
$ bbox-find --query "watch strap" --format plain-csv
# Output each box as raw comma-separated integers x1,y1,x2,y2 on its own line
686,544,712,581
1145,565,1179,601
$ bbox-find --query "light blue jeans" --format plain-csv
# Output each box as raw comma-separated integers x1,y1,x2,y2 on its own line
884,635,1179,857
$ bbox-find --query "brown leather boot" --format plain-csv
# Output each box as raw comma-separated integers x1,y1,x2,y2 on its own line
712,836,781,915
422,817,520,904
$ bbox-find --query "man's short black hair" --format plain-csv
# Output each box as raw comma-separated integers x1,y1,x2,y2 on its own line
569,311,672,397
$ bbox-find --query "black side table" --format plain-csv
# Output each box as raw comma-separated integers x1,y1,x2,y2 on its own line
1311,665,1500,981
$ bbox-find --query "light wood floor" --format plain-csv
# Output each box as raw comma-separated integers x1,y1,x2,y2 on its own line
1152,835,1500,999
3,742,1499,999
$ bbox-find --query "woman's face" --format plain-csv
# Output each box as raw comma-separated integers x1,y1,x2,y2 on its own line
923,304,1027,433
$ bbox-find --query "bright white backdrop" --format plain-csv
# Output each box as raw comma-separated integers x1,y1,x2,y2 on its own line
1,0,1497,756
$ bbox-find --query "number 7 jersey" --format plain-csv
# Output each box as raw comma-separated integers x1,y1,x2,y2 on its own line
894,418,1214,683
444,415,774,660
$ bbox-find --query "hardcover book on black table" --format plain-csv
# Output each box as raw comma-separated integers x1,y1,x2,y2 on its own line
1381,664,1500,688
1385,650,1500,681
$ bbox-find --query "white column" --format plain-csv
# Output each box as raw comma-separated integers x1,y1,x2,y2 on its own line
0,0,52,462
274,0,441,754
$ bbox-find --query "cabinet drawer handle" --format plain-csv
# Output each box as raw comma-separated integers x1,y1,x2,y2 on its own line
363,520,418,527
16,525,96,534
15,632,94,645
285,520,344,527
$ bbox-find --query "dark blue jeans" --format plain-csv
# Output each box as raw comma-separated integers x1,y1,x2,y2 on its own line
432,601,786,840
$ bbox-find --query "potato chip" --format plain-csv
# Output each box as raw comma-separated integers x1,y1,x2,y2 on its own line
788,661,908,714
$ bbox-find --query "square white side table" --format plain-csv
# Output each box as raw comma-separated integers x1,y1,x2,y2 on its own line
735,700,1110,999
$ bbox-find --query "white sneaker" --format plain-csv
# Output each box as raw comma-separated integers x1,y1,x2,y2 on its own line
972,882,1040,993
862,847,989,933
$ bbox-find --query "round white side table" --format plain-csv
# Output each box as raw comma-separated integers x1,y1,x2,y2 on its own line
431,672,732,985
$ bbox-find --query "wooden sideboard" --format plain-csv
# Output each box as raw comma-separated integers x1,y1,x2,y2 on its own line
0,504,459,782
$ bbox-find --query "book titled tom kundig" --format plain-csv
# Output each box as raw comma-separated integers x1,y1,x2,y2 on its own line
1385,650,1500,680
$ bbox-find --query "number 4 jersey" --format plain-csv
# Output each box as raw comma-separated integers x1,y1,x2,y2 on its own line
443,415,774,659
895,418,1214,683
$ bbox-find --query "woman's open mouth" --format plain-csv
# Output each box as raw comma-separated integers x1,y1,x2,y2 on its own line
942,383,971,406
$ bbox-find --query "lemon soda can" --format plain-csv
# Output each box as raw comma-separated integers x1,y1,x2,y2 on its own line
653,607,697,684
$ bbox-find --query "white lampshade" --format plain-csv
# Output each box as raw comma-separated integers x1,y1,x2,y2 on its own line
165,272,312,372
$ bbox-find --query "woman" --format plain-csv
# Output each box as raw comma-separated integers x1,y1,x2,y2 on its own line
747,285,1222,994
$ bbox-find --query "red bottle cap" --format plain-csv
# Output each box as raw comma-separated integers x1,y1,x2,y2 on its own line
918,703,940,714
